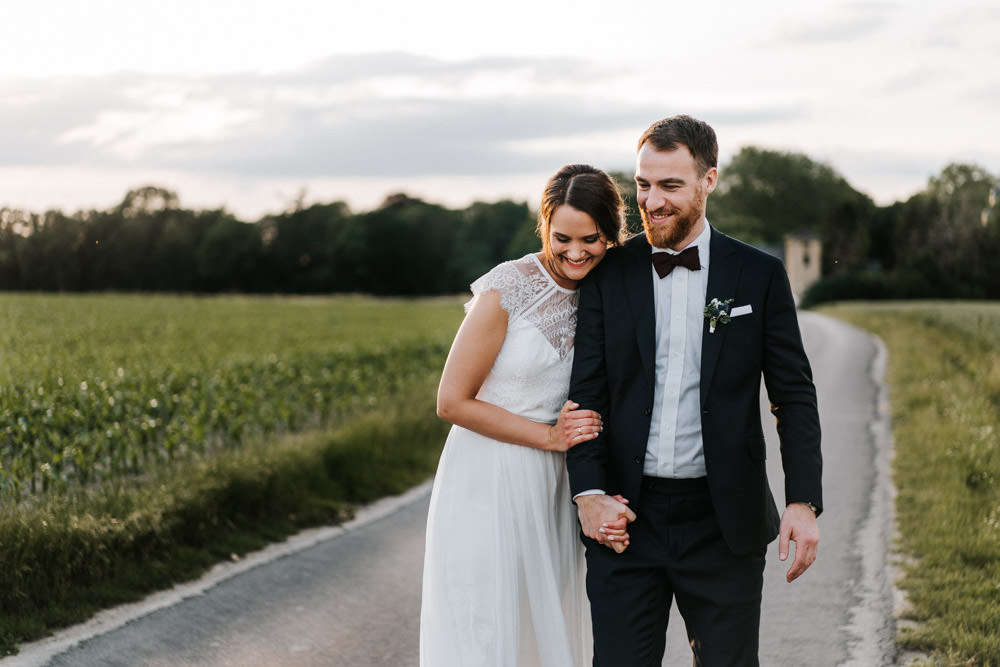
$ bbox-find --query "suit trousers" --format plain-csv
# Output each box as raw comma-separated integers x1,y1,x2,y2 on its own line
584,476,765,667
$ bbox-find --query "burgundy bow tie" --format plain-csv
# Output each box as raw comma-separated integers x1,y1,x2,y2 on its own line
651,247,701,278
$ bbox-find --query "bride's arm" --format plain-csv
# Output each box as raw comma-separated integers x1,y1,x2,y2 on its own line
437,290,601,452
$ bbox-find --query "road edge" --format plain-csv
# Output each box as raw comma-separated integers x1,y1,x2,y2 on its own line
837,330,900,666
4,480,435,667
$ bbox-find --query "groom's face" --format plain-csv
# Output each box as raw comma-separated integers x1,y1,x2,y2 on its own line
635,143,717,250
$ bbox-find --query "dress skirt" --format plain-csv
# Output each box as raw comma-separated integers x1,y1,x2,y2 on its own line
419,425,591,666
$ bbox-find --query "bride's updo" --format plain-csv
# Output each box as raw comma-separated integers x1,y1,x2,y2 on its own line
537,164,626,262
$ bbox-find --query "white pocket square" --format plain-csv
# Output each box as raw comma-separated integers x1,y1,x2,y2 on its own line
730,304,753,317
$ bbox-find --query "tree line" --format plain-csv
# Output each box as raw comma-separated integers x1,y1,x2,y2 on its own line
2,148,998,301
0,189,540,295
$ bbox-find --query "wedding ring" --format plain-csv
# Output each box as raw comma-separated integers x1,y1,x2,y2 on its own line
577,427,582,435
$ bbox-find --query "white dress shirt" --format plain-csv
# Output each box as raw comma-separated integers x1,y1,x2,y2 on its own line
573,223,712,499
645,223,711,478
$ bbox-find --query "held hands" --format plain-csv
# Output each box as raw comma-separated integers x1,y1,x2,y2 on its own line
547,400,603,452
576,493,636,554
779,502,820,582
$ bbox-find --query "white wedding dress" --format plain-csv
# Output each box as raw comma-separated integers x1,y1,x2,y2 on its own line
420,254,591,667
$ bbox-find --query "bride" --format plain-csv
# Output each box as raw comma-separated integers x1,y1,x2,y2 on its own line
420,164,631,666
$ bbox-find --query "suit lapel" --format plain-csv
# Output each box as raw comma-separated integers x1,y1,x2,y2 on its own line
623,236,656,391
701,229,742,406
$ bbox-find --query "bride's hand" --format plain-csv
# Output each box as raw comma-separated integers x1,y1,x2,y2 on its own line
577,493,635,554
547,400,603,451
601,494,632,553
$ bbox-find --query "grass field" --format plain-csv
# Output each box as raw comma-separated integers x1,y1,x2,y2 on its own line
0,293,466,655
821,302,1000,667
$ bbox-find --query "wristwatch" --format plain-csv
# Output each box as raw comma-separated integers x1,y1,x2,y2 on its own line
798,501,818,515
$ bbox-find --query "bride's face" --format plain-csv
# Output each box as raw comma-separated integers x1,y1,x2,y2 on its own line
544,204,608,289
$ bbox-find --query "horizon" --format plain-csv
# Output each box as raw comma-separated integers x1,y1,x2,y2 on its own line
4,146,982,222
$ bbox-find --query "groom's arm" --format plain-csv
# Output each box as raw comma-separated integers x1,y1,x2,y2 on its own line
759,260,822,581
568,272,637,553
567,269,611,497
760,262,822,512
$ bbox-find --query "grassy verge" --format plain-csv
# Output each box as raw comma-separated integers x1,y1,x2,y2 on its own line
0,386,449,657
820,302,1000,666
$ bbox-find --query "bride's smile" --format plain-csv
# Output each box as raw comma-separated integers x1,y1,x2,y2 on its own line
543,204,608,289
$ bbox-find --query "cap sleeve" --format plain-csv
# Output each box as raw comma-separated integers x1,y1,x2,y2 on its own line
466,258,533,319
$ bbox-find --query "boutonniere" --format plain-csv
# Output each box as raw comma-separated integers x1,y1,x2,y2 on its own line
704,298,734,333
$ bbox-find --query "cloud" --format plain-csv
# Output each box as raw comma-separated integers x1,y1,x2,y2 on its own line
145,98,654,177
967,80,1000,103
0,75,138,164
876,65,949,94
288,52,616,88
921,3,1000,42
773,1,896,44
2,53,808,184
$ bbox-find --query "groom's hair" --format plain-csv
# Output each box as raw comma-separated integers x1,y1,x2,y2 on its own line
638,115,718,177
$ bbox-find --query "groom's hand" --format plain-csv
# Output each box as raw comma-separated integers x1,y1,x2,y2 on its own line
576,494,636,554
779,502,820,582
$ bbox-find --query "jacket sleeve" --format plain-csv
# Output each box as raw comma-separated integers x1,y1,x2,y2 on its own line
566,269,612,497
762,263,823,514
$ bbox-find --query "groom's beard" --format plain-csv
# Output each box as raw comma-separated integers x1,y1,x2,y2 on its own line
641,188,705,249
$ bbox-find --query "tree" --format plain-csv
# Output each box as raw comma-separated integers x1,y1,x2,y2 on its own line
608,171,643,237
447,200,535,290
0,209,26,288
342,195,460,296
146,210,212,291
196,213,265,292
117,185,179,218
711,147,875,275
891,163,999,297
260,201,352,292
29,211,88,290
79,186,185,289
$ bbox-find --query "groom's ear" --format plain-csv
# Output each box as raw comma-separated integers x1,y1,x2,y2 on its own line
703,167,719,194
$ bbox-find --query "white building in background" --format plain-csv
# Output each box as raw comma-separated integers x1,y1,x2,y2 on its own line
784,233,822,305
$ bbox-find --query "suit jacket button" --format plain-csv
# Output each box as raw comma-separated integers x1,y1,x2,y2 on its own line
633,456,642,464
643,408,652,416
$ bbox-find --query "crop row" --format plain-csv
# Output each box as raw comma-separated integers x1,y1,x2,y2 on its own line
0,342,447,498
0,294,464,501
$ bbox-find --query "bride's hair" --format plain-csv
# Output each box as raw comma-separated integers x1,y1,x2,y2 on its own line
537,164,626,257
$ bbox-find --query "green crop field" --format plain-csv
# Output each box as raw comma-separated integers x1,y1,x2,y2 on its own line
0,293,465,499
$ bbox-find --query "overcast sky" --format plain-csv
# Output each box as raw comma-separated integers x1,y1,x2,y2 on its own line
3,0,998,220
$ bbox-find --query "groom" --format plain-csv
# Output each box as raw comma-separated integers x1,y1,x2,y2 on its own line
567,114,822,666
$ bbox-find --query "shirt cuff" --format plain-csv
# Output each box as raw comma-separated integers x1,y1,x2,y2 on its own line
573,489,605,501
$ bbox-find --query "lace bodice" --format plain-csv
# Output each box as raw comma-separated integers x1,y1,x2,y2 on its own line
467,254,579,423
